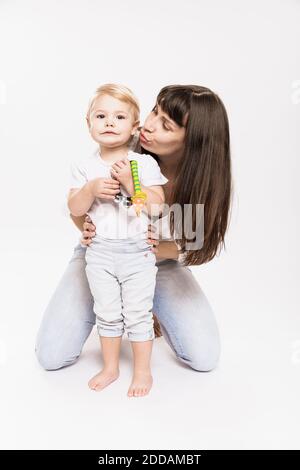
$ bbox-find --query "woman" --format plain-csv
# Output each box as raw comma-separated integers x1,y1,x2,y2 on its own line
36,84,232,372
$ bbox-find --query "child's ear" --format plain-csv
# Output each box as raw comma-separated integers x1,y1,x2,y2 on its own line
131,120,140,135
86,116,91,130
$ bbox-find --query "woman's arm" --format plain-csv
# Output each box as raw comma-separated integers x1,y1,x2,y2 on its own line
155,241,179,260
70,214,86,232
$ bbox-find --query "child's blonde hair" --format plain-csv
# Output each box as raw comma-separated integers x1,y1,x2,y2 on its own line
86,83,140,123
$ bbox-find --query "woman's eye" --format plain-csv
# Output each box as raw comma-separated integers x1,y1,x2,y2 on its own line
152,107,169,130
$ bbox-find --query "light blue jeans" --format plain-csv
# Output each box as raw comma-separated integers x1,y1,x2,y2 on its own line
35,243,221,372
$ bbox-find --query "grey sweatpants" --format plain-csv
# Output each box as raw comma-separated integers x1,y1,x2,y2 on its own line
85,235,158,342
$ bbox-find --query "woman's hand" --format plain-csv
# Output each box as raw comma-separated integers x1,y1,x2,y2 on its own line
147,224,160,254
80,215,96,246
81,220,160,250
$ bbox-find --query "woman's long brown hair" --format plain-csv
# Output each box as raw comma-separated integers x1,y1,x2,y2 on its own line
143,85,233,266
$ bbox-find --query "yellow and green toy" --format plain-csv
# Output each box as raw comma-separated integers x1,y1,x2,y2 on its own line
130,160,147,216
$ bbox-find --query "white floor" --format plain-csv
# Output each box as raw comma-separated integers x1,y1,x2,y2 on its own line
1,227,300,450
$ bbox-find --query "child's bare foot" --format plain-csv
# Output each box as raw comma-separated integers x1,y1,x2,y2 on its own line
127,369,153,397
88,368,119,391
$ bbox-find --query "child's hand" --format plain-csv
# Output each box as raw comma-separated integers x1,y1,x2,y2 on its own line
89,177,120,200
110,159,133,193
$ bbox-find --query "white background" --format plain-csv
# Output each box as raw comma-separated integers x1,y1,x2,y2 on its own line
0,0,299,450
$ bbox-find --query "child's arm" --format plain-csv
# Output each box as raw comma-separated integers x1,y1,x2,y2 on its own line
68,177,120,217
111,159,165,216
120,176,164,216
132,182,165,216
142,183,165,215
67,182,95,217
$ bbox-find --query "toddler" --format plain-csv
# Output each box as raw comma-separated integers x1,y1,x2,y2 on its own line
68,84,168,397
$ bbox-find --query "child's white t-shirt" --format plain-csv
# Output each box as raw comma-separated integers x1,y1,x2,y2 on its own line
69,149,168,240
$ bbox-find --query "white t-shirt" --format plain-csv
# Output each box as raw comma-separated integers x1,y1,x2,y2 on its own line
69,149,168,240
130,133,176,243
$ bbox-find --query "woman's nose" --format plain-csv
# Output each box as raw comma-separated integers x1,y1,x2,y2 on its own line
144,118,155,133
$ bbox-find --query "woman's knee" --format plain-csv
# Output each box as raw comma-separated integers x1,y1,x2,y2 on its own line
178,333,221,372
188,347,220,372
35,345,78,371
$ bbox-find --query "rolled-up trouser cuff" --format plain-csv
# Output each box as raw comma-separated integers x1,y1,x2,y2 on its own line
97,326,124,338
127,329,155,342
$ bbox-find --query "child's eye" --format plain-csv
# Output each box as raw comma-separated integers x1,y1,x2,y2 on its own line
117,115,126,120
96,114,105,119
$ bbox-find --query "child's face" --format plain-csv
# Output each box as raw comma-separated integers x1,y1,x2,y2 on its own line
87,94,139,148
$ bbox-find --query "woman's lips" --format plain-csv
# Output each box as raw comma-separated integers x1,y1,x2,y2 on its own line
140,132,152,144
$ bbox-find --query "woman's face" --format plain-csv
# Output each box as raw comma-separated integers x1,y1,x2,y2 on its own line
140,103,186,157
